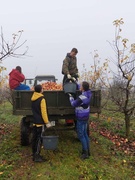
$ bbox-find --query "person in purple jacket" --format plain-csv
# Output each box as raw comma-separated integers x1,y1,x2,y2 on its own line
69,81,92,160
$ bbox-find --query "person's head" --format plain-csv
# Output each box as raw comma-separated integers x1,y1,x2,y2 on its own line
34,84,43,93
80,81,89,92
70,48,78,57
16,66,22,73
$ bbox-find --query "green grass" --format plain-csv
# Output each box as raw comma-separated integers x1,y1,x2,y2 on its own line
0,103,135,180
95,99,135,139
0,102,21,124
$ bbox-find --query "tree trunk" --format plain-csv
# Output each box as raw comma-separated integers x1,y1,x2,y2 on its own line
125,114,130,137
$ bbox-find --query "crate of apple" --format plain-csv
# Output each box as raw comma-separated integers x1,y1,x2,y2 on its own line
41,82,63,91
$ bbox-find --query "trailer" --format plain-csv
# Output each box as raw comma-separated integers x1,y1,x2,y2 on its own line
12,75,101,145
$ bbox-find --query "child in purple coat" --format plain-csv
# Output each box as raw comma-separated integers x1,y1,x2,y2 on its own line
69,81,92,159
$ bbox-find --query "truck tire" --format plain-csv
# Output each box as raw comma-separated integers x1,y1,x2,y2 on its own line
20,117,31,146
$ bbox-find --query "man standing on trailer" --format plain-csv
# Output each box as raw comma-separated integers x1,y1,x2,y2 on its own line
62,48,79,84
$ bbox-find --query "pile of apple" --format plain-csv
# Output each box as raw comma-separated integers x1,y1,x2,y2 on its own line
90,121,135,155
41,82,63,90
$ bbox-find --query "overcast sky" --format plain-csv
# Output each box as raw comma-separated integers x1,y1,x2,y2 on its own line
1,0,135,82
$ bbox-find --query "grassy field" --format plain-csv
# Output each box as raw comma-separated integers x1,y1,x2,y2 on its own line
0,102,135,180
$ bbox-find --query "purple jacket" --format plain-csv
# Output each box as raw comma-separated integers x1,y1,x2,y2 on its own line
69,90,92,120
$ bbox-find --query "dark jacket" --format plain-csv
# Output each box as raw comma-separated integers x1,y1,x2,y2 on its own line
62,53,78,76
31,92,49,125
69,90,92,120
9,69,25,89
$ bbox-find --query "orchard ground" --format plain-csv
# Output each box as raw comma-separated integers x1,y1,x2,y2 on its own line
0,102,135,180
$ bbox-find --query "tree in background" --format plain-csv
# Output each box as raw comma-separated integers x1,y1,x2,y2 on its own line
0,28,28,104
80,18,135,137
80,50,110,89
0,28,28,61
108,18,135,137
0,65,7,103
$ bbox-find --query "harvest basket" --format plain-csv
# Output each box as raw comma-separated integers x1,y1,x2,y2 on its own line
41,127,59,150
63,81,77,94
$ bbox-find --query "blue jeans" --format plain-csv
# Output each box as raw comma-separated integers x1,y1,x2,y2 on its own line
14,84,30,90
77,120,90,152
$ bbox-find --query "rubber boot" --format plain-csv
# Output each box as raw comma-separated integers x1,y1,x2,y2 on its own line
81,149,85,155
33,153,44,162
80,150,89,160
82,149,90,156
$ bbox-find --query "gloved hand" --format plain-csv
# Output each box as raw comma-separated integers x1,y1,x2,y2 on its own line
46,121,52,128
69,96,74,101
76,73,79,78
67,74,71,79
72,77,76,82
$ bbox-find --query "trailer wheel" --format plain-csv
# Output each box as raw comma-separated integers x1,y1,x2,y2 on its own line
20,117,31,146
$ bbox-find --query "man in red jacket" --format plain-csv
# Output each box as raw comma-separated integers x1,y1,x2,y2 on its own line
9,66,30,90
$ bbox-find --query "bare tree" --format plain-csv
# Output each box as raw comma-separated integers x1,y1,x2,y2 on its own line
108,18,135,137
0,27,28,61
80,19,135,137
0,28,28,104
80,50,110,89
